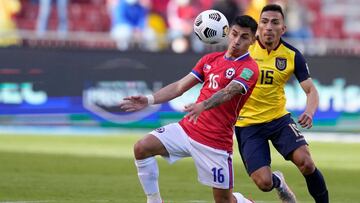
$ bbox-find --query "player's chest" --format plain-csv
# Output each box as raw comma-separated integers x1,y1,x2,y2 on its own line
202,62,240,90
253,53,294,83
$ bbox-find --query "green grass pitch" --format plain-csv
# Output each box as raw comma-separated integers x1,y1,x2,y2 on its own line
0,133,359,203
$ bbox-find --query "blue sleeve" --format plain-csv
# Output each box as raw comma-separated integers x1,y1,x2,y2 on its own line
294,51,310,82
191,55,207,83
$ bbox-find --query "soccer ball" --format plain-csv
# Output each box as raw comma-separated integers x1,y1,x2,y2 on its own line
193,10,229,44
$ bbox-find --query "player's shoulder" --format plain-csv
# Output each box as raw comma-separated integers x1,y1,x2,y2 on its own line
280,39,304,57
243,55,259,71
249,42,257,51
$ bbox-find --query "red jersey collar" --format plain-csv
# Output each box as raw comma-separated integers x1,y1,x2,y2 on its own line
224,52,250,61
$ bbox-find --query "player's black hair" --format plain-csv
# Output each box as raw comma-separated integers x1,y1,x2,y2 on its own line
261,4,285,19
231,15,258,35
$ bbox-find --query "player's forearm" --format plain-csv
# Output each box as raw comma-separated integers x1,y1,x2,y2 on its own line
150,74,198,104
152,82,184,104
202,89,231,110
202,82,243,110
304,86,319,116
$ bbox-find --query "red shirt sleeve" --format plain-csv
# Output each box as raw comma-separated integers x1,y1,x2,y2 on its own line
191,55,208,83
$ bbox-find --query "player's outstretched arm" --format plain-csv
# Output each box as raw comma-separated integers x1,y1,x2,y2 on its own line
120,73,199,112
298,78,319,129
184,81,245,123
152,73,199,104
120,95,148,112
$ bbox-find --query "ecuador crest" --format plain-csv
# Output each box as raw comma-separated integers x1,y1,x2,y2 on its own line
275,57,287,71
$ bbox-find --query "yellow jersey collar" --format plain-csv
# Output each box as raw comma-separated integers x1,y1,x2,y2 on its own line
257,37,283,51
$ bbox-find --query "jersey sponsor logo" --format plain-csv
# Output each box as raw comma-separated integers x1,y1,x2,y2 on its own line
240,68,254,81
203,64,212,72
275,57,287,71
155,127,165,133
225,68,235,79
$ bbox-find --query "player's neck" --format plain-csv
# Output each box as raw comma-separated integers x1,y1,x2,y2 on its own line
259,38,281,53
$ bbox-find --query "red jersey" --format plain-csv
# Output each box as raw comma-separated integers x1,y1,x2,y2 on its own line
179,51,259,152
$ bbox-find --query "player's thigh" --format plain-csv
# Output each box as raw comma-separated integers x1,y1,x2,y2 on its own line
189,138,234,189
235,126,271,175
270,117,308,160
149,123,192,163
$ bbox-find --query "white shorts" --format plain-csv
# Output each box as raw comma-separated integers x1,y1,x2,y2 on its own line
150,123,234,189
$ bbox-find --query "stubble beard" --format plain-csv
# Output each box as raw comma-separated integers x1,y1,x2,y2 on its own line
265,41,273,47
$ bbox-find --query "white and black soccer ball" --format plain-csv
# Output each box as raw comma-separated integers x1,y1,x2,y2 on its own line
193,10,229,44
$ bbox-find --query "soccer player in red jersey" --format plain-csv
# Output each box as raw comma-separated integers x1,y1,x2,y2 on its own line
120,15,259,203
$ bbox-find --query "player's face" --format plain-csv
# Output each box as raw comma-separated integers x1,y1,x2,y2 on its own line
258,11,286,46
227,25,255,57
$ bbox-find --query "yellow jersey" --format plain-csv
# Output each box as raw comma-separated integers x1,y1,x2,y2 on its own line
236,38,310,127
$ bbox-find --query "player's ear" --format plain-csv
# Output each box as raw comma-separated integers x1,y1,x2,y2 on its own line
250,34,256,44
281,25,287,35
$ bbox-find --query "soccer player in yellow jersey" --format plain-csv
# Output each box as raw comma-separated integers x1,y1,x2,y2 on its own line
234,4,329,203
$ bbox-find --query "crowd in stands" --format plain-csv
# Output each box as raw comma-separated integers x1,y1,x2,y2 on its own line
0,0,360,53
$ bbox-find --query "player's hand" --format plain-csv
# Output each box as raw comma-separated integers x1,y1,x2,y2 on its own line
298,112,313,129
184,102,205,124
119,95,148,112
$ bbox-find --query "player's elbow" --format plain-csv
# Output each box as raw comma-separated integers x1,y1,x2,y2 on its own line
304,82,318,96
308,85,318,95
307,86,319,106
312,86,319,99
222,89,236,102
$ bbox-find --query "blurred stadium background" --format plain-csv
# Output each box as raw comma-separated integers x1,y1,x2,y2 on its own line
0,0,359,202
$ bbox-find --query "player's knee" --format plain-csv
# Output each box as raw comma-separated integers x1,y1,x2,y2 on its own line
292,147,316,175
252,175,273,192
299,158,316,175
133,139,149,160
